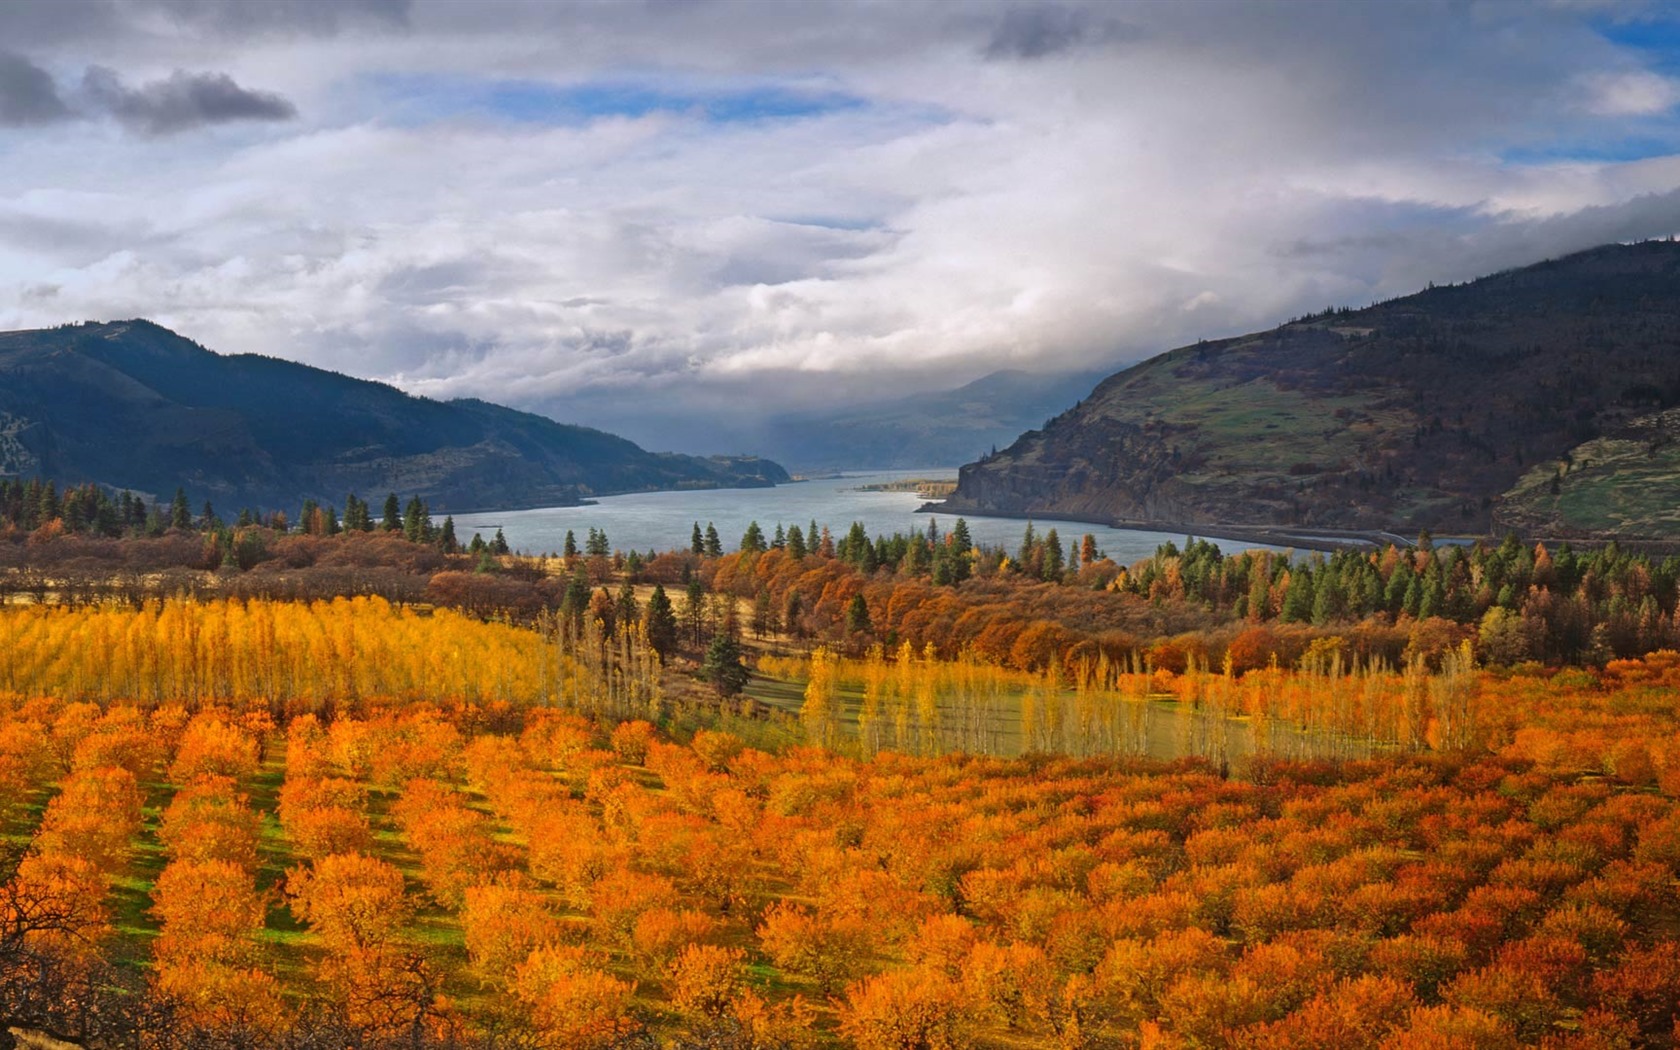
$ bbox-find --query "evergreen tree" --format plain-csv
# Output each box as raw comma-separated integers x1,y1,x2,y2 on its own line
438,516,458,553
561,571,592,629
564,529,579,560
702,632,751,696
784,591,805,639
382,494,401,531
403,497,427,542
846,593,873,636
643,585,678,656
691,522,705,555
586,527,611,557
703,523,723,558
786,524,808,559
952,518,974,551
684,577,709,646
491,528,510,556
615,582,640,630
1042,528,1065,581
468,533,486,556
1017,521,1037,568
752,588,776,639
772,523,786,549
740,521,767,554
170,487,192,530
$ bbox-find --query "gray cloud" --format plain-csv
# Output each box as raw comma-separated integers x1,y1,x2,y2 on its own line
81,67,297,135
0,51,70,126
983,4,1127,60
1,2,1679,453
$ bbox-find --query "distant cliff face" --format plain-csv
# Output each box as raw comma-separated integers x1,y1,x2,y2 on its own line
0,320,788,512
943,241,1680,536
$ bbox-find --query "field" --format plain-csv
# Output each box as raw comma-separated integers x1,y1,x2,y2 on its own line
5,599,1680,1050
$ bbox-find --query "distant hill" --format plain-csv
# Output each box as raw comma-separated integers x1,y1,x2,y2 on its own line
942,241,1680,539
760,367,1109,472
0,320,787,513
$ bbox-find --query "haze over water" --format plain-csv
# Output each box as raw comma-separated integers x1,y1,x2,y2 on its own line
457,470,1287,562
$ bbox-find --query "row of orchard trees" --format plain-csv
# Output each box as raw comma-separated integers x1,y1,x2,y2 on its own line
0,597,564,709
780,640,1490,765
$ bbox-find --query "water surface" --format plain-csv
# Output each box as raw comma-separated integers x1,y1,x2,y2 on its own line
458,470,1289,562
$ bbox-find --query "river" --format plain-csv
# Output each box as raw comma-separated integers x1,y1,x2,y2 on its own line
456,469,1290,562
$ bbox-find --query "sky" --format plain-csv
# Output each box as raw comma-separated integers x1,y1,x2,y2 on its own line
6,0,1680,452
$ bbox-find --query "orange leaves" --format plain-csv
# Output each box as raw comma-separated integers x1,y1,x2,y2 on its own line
169,715,260,784
668,944,747,1019
756,900,870,993
392,777,517,908
34,764,142,875
511,945,639,1050
837,967,975,1050
285,852,412,953
460,873,566,984
151,859,268,966
159,775,261,869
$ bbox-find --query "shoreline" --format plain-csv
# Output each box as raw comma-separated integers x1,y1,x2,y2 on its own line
917,501,1433,553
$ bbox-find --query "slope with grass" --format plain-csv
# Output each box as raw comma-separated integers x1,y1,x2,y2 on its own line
943,240,1680,537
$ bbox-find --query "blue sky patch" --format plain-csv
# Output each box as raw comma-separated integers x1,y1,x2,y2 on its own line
369,72,871,127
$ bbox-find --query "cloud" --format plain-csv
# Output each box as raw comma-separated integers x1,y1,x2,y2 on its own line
81,66,296,135
1,2,1680,454
982,4,1128,60
1577,69,1680,115
0,50,70,125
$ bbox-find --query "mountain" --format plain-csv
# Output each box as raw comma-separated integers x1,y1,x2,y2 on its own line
759,367,1110,472
941,241,1680,538
0,320,788,513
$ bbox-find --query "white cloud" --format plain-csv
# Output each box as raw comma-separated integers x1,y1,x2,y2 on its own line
0,1,1679,450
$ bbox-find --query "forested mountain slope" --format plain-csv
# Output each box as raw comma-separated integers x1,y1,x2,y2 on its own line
942,240,1680,537
0,320,787,512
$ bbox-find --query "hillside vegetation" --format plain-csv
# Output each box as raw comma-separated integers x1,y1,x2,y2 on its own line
0,320,787,513
943,240,1680,538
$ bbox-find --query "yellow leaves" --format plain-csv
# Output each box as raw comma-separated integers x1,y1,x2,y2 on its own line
0,596,564,709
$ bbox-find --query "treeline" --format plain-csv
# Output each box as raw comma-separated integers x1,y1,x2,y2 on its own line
0,476,514,558
1122,534,1680,665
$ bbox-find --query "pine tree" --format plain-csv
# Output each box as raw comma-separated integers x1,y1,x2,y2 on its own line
702,632,751,696
643,585,678,656
691,522,705,555
952,519,973,552
382,493,402,531
439,516,459,553
171,487,193,530
615,583,640,630
492,528,511,556
846,593,873,637
1042,528,1065,581
703,523,723,558
563,530,579,560
740,521,767,554
786,525,808,560
403,497,427,542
